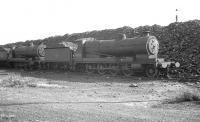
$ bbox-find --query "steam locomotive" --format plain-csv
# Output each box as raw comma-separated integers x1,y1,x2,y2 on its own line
0,33,180,78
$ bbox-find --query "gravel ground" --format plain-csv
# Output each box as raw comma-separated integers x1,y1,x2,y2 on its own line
0,69,200,122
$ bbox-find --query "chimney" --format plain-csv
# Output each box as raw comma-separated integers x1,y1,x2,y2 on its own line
144,31,150,36
29,42,34,46
122,34,126,40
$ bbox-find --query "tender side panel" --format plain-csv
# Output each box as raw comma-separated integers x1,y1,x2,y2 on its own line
45,47,72,62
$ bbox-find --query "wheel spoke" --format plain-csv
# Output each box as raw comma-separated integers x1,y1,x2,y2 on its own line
122,69,133,77
108,64,119,76
97,64,106,75
86,64,95,74
109,69,118,76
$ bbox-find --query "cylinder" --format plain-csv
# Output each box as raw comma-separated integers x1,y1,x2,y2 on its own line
83,36,159,57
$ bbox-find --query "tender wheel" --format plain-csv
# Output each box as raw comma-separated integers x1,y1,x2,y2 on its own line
145,65,158,78
85,64,95,74
76,64,85,72
97,64,106,75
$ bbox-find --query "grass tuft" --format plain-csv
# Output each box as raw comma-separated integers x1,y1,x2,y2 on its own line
166,89,200,104
0,76,24,87
0,75,36,88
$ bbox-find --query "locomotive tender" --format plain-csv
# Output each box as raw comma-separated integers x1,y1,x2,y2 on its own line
0,33,179,77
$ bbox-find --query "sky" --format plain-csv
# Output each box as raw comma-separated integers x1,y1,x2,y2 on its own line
0,0,200,45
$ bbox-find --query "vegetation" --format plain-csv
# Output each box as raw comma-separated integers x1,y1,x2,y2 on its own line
166,89,200,103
